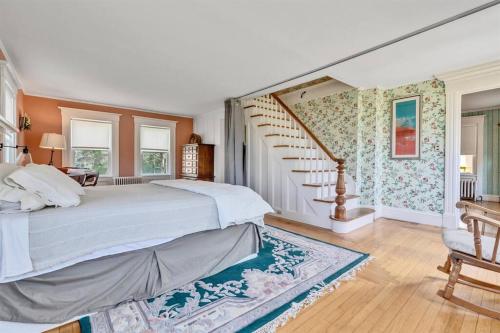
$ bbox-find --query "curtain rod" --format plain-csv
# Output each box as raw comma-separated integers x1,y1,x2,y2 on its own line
237,0,500,99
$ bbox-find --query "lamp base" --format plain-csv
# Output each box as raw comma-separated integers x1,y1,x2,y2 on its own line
48,149,55,165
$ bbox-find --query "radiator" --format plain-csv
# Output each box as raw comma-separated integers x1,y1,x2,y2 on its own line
113,176,143,185
460,175,477,201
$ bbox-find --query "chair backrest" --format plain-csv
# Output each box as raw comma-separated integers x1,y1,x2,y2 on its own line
456,201,500,264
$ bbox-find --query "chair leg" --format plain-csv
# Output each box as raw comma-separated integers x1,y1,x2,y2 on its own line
443,258,462,299
437,254,452,274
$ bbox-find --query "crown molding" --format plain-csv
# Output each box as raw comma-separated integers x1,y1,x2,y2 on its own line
436,59,500,82
24,92,194,119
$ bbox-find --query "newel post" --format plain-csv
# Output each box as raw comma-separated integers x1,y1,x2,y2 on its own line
334,159,346,220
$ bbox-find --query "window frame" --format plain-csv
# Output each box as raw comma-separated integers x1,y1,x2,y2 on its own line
0,61,19,164
133,116,177,179
61,107,121,180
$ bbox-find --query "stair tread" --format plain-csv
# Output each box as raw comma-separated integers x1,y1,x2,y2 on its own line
303,182,337,187
265,134,305,139
292,169,335,173
258,124,295,128
274,145,317,149
283,157,326,160
313,195,360,203
330,208,375,222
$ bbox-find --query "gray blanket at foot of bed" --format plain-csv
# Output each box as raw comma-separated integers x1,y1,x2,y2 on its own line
0,223,261,324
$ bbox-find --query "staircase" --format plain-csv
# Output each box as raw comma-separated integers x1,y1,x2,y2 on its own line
244,94,374,233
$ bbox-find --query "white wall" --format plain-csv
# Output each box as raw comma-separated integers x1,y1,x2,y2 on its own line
194,109,225,182
279,79,353,106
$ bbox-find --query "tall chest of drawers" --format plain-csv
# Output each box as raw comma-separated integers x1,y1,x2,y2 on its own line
181,144,215,181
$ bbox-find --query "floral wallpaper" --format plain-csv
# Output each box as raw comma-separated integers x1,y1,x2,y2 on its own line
289,79,446,213
356,89,382,206
376,80,446,213
292,89,359,178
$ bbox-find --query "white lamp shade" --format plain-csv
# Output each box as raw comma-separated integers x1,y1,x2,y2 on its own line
39,133,66,150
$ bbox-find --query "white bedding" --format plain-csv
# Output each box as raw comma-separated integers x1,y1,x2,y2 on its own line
0,213,32,279
0,181,271,282
151,179,274,228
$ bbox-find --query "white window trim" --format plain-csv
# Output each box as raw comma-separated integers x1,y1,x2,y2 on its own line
0,61,18,163
60,107,121,179
133,116,177,179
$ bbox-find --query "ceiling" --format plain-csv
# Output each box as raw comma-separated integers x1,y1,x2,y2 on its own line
462,88,500,111
0,1,499,116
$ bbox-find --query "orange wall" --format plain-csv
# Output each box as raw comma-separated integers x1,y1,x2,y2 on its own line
16,90,25,146
22,95,193,178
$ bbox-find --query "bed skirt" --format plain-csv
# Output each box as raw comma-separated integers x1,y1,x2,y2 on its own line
0,223,261,323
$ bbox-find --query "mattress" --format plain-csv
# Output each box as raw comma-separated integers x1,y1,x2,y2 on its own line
27,184,221,272
0,223,261,324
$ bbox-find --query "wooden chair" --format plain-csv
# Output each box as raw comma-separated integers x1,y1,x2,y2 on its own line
437,201,500,319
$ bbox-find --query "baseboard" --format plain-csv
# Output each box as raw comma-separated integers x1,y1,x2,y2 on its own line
378,206,443,227
481,194,500,202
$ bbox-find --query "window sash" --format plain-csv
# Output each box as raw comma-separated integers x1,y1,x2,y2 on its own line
71,118,112,149
139,125,170,151
72,147,112,176
140,149,169,176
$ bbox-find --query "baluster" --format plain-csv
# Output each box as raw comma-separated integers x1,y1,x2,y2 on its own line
308,137,313,177
294,118,298,150
319,150,324,198
328,158,332,198
278,105,283,145
334,159,346,220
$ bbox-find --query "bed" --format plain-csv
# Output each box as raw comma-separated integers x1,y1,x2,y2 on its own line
0,174,272,328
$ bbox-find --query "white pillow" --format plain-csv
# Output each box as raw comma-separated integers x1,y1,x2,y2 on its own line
6,165,81,207
0,183,26,203
0,184,46,212
20,193,46,211
0,163,20,181
25,164,85,195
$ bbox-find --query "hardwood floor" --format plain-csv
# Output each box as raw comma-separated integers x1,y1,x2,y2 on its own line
46,216,499,333
464,200,500,213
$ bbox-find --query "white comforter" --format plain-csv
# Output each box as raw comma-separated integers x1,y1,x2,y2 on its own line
0,181,272,282
0,213,32,279
151,179,274,229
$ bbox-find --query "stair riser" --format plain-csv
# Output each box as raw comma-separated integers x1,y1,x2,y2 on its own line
262,127,302,137
332,198,360,212
302,182,357,198
284,160,334,170
304,172,338,183
331,213,374,233
265,136,309,147
277,149,320,158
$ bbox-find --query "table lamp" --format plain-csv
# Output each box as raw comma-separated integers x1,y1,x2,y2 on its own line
39,133,66,165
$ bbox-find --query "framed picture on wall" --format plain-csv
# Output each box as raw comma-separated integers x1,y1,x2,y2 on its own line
391,95,421,159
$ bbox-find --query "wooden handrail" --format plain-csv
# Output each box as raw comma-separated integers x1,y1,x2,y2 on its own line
270,93,347,220
271,93,339,163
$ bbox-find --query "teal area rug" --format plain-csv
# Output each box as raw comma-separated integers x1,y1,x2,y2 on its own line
80,226,370,333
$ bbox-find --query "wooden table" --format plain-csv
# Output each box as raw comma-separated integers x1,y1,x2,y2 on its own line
58,167,99,186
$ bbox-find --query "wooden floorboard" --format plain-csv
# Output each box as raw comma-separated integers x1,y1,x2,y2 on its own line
46,216,498,333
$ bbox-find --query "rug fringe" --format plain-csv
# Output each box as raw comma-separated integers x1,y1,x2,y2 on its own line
255,256,374,333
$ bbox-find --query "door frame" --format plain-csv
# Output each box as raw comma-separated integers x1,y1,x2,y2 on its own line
460,115,485,197
437,60,500,229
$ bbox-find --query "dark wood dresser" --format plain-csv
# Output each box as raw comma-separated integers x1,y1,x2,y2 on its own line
181,143,215,181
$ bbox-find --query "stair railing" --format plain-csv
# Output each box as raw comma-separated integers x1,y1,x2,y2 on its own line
251,94,347,220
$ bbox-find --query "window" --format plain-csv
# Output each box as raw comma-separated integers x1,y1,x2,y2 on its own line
71,119,112,176
139,125,170,175
134,116,176,178
460,154,475,174
0,64,17,164
61,107,121,178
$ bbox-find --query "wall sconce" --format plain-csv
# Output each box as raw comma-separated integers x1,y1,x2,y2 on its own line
0,144,33,166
